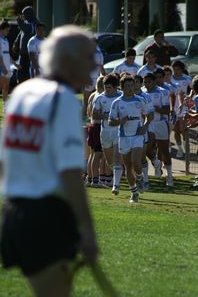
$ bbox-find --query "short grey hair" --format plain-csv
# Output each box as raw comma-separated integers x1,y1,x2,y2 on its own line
39,25,93,78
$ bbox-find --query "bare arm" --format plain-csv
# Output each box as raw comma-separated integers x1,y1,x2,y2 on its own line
60,168,98,264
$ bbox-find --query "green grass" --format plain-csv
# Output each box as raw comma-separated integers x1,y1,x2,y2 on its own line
0,176,198,296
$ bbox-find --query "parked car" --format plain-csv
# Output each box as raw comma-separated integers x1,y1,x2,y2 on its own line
104,31,198,76
94,32,137,63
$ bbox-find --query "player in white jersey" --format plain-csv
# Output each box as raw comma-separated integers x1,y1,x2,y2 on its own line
0,20,19,112
163,65,180,130
137,49,161,78
143,72,173,187
109,75,152,202
92,73,123,194
0,25,98,297
113,48,140,75
27,22,46,77
171,60,192,158
134,74,154,190
85,75,109,188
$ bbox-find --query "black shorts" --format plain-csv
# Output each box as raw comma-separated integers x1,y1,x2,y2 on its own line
0,196,80,276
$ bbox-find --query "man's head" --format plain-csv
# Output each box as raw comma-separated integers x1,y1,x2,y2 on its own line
143,73,156,91
125,48,136,65
145,50,157,65
171,60,185,77
120,74,135,97
103,73,119,96
0,19,10,36
153,68,165,86
35,23,46,39
153,29,164,45
39,25,96,90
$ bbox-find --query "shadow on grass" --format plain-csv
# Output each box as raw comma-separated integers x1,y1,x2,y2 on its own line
121,176,197,196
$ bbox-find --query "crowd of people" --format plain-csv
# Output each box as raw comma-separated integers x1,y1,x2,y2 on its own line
83,28,198,203
0,6,46,113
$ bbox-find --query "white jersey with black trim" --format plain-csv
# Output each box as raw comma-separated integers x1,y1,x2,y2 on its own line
109,95,148,137
1,78,85,198
113,61,140,75
93,90,122,130
0,34,10,73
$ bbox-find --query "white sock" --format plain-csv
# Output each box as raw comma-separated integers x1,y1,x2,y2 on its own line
151,158,161,168
113,165,123,187
165,164,172,178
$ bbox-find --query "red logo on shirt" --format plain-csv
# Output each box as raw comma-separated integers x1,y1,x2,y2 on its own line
4,114,45,152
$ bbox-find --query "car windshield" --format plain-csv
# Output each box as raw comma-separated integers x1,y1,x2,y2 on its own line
134,35,191,55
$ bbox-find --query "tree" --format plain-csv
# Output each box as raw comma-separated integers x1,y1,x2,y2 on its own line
0,0,15,18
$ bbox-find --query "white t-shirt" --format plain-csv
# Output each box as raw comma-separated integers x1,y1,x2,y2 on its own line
0,34,10,73
113,61,140,75
27,35,44,77
1,78,84,198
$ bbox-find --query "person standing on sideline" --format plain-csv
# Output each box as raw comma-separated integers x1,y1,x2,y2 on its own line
0,19,20,113
113,48,140,75
143,29,178,66
27,22,46,78
17,6,39,82
0,25,98,297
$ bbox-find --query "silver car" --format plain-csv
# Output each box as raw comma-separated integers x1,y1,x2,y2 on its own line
104,31,198,76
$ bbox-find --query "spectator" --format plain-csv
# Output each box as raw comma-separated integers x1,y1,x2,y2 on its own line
27,22,46,78
0,25,98,297
113,48,140,75
0,19,19,113
17,6,39,82
143,29,178,66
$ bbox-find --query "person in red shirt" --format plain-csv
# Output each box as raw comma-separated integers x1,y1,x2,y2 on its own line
143,29,178,66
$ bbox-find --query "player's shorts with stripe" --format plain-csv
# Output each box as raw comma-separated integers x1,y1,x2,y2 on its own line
0,196,80,276
100,128,118,149
119,135,144,155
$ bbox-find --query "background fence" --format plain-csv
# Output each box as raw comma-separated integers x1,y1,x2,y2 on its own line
185,127,198,175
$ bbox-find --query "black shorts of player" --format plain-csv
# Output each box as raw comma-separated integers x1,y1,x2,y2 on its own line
0,196,80,276
87,123,102,152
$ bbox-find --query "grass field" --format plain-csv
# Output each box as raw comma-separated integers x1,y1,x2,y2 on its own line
0,176,198,297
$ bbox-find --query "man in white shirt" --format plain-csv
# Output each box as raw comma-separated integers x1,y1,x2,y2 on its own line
27,22,46,77
113,48,140,75
0,25,98,297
